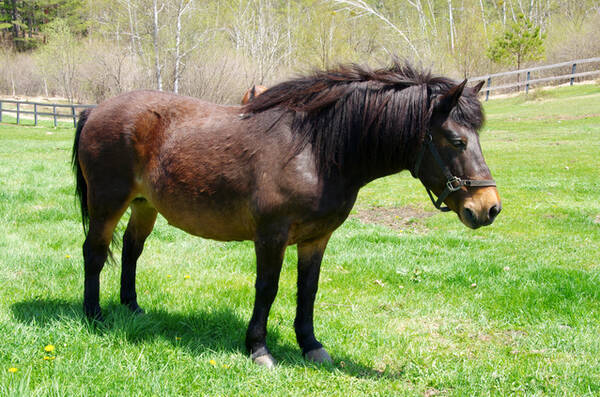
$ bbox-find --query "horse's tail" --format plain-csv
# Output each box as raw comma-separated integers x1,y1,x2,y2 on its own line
72,108,92,236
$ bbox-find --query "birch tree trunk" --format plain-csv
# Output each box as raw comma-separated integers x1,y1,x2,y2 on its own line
479,0,488,38
173,0,184,93
426,0,438,39
448,0,455,51
286,0,292,67
124,0,138,56
408,0,431,56
152,0,163,91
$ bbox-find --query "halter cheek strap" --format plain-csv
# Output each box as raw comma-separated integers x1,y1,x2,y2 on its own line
412,133,496,212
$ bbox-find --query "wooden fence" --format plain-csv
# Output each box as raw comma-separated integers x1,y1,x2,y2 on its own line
469,57,600,100
0,100,96,127
1,58,599,122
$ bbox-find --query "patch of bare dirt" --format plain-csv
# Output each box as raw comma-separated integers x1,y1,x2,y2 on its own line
424,388,443,397
351,206,436,232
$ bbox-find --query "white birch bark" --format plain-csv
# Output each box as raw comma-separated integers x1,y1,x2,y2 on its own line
407,0,432,55
426,0,438,38
152,0,163,91
448,0,455,51
479,0,488,37
286,0,292,67
125,0,136,56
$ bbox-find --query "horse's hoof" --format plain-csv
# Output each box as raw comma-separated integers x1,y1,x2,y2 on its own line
305,347,333,364
132,307,145,315
125,302,145,315
251,348,277,369
253,353,277,368
84,305,104,323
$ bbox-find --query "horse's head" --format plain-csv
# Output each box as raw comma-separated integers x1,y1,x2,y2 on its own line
414,79,501,229
241,85,268,105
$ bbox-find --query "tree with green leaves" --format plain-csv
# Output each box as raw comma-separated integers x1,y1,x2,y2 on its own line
36,18,81,102
0,0,86,50
486,13,546,71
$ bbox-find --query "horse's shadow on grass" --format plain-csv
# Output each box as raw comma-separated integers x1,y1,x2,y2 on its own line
10,299,403,380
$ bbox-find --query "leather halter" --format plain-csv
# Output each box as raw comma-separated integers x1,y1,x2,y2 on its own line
411,133,496,212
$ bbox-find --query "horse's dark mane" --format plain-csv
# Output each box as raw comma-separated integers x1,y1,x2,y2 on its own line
243,61,484,178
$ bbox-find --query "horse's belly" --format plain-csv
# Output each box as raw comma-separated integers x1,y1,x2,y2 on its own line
147,195,256,241
172,216,255,241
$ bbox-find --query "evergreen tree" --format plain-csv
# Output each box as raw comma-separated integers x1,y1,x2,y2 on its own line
0,0,85,50
486,13,546,70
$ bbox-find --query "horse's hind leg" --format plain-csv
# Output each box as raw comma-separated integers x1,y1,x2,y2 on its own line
83,211,128,320
120,198,157,313
83,185,132,320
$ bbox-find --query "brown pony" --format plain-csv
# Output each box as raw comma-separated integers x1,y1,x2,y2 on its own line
241,84,267,104
72,62,501,368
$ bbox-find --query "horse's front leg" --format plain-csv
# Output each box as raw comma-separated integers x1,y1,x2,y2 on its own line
295,233,333,364
246,227,288,368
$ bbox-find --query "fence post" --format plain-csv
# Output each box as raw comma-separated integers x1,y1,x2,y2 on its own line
571,63,577,86
16,102,20,124
34,103,38,126
71,106,77,128
526,71,531,94
52,105,57,127
486,77,491,101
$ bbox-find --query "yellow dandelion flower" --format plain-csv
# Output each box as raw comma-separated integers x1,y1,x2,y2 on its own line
8,367,18,373
184,275,191,279
44,345,55,352
175,336,181,341
222,364,229,369
167,274,172,278
65,254,71,258
43,356,55,361
209,359,216,366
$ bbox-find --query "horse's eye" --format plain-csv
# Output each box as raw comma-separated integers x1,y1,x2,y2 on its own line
450,139,466,149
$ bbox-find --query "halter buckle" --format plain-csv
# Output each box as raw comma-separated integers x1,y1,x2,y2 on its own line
446,176,462,192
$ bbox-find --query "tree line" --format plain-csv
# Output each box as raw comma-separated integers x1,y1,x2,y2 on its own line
0,0,598,104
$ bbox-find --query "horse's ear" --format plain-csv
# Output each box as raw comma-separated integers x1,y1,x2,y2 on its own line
250,85,256,99
435,79,467,114
472,80,485,94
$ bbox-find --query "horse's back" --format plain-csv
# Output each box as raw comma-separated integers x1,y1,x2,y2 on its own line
79,90,242,173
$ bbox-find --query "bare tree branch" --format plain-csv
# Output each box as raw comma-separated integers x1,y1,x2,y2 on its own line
331,0,420,59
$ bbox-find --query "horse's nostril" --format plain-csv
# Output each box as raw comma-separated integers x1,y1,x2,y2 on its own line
463,207,477,225
488,204,501,221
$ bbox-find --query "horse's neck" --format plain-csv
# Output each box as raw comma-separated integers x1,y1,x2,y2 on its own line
336,101,419,185
325,155,407,192
339,133,414,187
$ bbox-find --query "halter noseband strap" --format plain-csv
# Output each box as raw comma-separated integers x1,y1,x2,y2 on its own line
411,133,496,212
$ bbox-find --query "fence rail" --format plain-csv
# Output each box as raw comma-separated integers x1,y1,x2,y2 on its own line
0,99,96,127
469,57,600,100
1,58,599,119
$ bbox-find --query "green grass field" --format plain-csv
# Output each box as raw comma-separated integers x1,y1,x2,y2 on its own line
1,85,599,396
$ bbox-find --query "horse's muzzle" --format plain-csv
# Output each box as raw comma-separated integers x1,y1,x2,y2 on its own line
457,186,502,229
